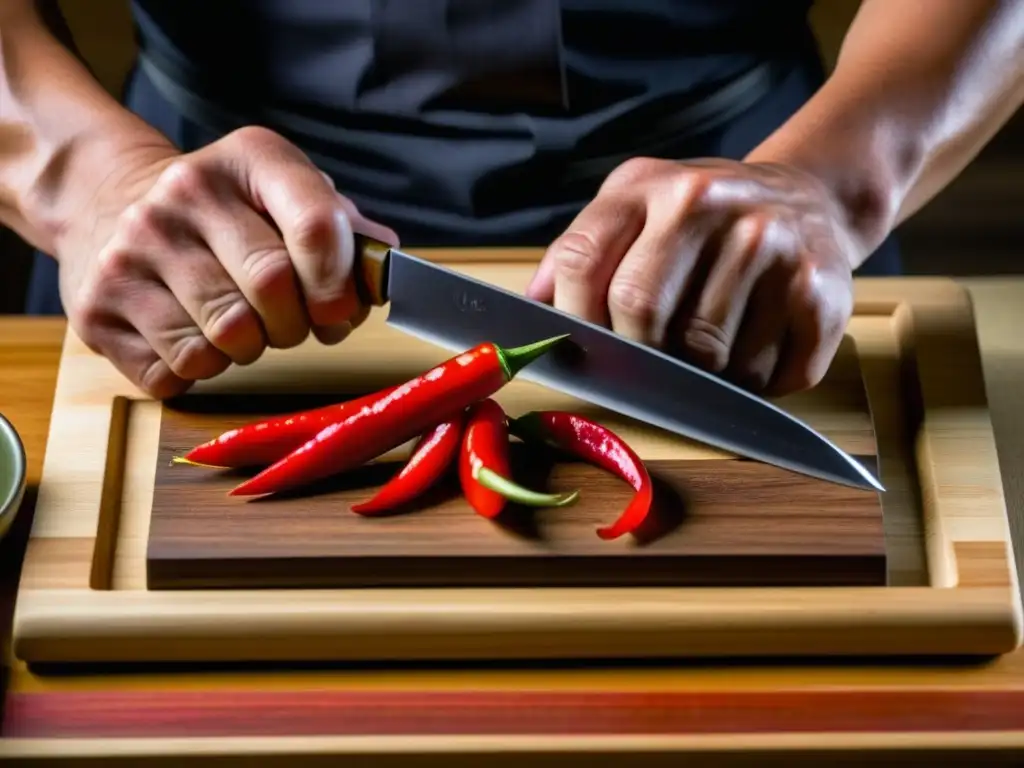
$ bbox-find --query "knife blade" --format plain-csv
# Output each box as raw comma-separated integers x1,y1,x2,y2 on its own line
352,236,883,492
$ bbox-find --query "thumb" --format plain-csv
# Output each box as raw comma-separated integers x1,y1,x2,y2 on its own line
525,253,556,303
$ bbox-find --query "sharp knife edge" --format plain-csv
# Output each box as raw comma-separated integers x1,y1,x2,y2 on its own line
379,248,884,493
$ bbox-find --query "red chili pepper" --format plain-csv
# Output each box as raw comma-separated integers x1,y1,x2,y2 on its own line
508,410,652,539
459,398,578,519
229,335,567,497
173,386,399,469
350,412,466,515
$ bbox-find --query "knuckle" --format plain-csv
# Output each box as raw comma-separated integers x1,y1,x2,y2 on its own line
793,262,851,333
140,358,186,400
75,299,106,333
95,242,139,280
200,291,255,347
552,231,604,280
166,333,225,380
70,273,108,321
605,156,663,188
607,277,660,331
118,200,166,245
73,303,107,352
228,125,283,153
671,173,716,216
242,245,294,296
155,159,213,203
291,203,339,257
729,215,769,268
683,317,732,373
667,168,704,206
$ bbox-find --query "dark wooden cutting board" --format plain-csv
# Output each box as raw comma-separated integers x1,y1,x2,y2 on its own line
147,357,886,590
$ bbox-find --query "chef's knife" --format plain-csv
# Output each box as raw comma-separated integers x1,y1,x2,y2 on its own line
352,236,883,492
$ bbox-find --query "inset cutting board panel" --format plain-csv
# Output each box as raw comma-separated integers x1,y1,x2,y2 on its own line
148,387,885,590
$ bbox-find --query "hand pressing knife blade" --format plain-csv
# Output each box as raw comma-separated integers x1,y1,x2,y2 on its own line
350,235,884,492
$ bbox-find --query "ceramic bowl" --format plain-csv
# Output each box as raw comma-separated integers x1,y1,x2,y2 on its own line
0,412,27,541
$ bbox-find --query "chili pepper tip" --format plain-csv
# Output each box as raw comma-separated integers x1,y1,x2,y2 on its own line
474,466,579,508
170,456,228,470
497,334,570,380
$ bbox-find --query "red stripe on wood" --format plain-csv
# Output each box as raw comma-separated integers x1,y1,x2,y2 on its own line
5,689,1024,739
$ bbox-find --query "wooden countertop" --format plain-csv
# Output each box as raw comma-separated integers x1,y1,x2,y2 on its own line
2,277,1024,761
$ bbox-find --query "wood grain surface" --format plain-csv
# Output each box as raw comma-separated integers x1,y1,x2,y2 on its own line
148,391,885,590
3,273,1024,763
8,265,1021,673
0,298,1022,762
0,318,62,665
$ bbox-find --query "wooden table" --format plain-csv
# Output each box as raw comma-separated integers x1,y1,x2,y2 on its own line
2,278,1024,764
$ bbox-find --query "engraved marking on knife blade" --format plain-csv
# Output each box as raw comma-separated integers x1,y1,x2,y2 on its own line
454,290,486,313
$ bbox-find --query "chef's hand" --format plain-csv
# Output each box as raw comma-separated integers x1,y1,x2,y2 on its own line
526,157,861,396
57,126,397,399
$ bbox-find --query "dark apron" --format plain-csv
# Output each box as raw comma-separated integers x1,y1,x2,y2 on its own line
25,3,901,315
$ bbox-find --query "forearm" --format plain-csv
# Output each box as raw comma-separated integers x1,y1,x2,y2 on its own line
746,0,1024,264
0,1,173,256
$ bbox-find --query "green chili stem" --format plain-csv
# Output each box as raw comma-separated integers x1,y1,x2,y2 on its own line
507,412,550,443
496,334,569,380
474,465,579,508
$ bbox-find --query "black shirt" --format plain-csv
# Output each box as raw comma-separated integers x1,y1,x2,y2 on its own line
130,0,823,245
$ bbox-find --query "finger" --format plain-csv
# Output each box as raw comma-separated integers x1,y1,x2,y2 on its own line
86,320,193,400
680,213,788,374
311,301,370,345
121,279,232,383
541,196,645,325
150,158,312,349
725,264,793,393
765,264,851,396
347,201,400,247
200,201,313,349
231,130,398,332
604,189,719,346
524,253,556,304
321,167,401,246
146,234,267,366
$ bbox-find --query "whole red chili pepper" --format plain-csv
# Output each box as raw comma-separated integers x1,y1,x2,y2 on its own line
173,385,399,469
350,412,466,515
459,398,578,519
508,410,652,539
229,335,567,497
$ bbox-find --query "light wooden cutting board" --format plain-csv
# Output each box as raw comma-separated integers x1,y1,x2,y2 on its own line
10,252,1022,664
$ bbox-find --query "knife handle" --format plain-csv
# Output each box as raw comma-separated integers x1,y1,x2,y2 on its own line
352,234,392,307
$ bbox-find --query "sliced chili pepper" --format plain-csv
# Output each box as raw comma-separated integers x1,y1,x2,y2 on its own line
173,385,399,469
350,412,466,515
229,335,567,497
508,410,652,539
459,398,579,519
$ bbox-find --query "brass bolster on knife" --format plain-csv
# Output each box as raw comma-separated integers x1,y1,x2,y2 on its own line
354,235,391,307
